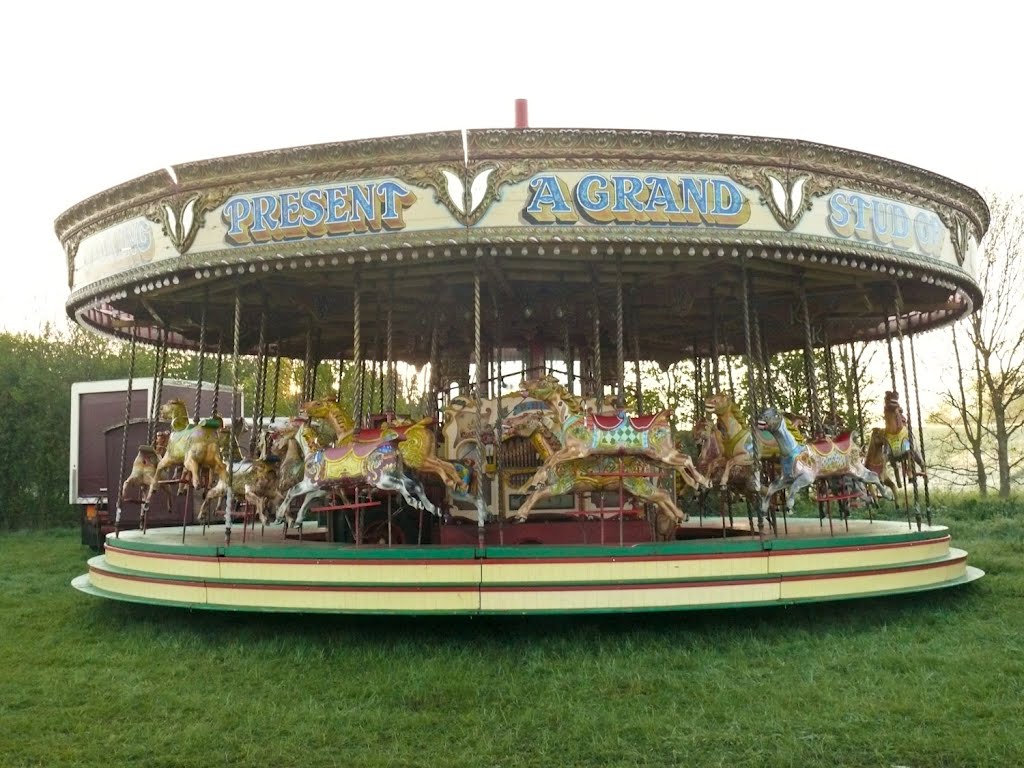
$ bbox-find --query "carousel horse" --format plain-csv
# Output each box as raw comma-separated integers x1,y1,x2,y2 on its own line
691,417,760,512
304,400,465,491
703,393,757,486
501,405,688,536
865,427,899,501
146,399,228,503
756,406,892,518
882,390,925,478
273,418,440,528
198,427,283,525
121,431,172,508
517,374,709,494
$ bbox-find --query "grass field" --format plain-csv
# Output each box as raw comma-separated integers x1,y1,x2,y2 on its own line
2,497,1022,768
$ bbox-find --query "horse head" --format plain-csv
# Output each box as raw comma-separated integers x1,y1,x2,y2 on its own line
159,399,189,423
756,407,784,434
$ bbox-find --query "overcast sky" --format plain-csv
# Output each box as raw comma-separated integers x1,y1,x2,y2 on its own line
3,0,1019,345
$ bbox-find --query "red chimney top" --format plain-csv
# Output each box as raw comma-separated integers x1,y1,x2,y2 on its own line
515,99,529,129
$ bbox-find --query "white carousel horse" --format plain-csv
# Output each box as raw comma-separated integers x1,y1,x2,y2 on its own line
757,406,892,518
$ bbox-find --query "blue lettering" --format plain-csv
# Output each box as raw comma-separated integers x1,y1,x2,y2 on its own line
644,176,680,213
575,174,609,212
378,181,408,220
350,183,377,223
280,191,302,229
325,186,349,224
612,175,645,213
250,195,278,234
223,198,251,236
525,175,572,215
680,178,708,214
711,179,743,216
300,189,325,227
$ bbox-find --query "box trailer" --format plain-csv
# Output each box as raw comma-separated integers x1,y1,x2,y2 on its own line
70,379,243,550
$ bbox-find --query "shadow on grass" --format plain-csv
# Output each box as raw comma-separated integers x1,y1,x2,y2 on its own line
96,580,984,650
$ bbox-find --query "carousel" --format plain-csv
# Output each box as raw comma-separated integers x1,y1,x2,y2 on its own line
61,108,985,614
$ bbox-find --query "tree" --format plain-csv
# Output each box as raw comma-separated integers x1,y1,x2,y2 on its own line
931,322,989,494
964,194,1024,498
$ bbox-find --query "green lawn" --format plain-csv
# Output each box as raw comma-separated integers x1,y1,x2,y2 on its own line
2,498,1022,768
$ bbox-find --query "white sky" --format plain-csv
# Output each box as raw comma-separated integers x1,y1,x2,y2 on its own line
2,0,1020,415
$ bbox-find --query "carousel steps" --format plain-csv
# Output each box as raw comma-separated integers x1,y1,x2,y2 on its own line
71,520,983,615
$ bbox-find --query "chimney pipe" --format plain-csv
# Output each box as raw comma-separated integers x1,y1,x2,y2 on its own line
515,99,529,129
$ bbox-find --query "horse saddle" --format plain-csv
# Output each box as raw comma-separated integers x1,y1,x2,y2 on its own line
808,431,853,455
589,413,660,432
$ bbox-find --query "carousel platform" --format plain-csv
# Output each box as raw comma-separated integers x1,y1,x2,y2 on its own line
71,517,983,615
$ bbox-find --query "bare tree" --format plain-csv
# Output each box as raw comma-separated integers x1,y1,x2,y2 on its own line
931,322,989,494
966,194,1024,497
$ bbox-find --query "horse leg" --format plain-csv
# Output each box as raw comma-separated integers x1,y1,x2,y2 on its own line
636,482,688,524
514,485,556,522
403,476,439,518
295,489,326,526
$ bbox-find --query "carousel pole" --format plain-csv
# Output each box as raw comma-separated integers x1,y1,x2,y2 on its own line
822,326,839,430
211,341,223,417
473,264,486,550
493,295,506,544
270,349,282,422
353,269,364,429
148,325,169,445
849,343,866,446
193,291,208,424
710,288,721,393
114,328,138,539
142,325,168,533
741,263,765,537
881,302,912,527
562,312,574,397
692,340,703,423
892,283,923,529
386,273,396,417
798,273,821,434
225,290,241,547
630,290,642,411
249,304,267,456
591,273,603,410
428,311,439,427
909,331,933,525
615,256,625,410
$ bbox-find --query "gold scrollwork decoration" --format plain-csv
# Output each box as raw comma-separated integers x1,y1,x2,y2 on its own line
146,192,226,255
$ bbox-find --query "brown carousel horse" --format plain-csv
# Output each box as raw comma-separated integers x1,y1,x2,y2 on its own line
517,375,709,494
501,406,687,538
882,390,925,483
865,427,899,501
199,426,284,525
691,417,760,519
